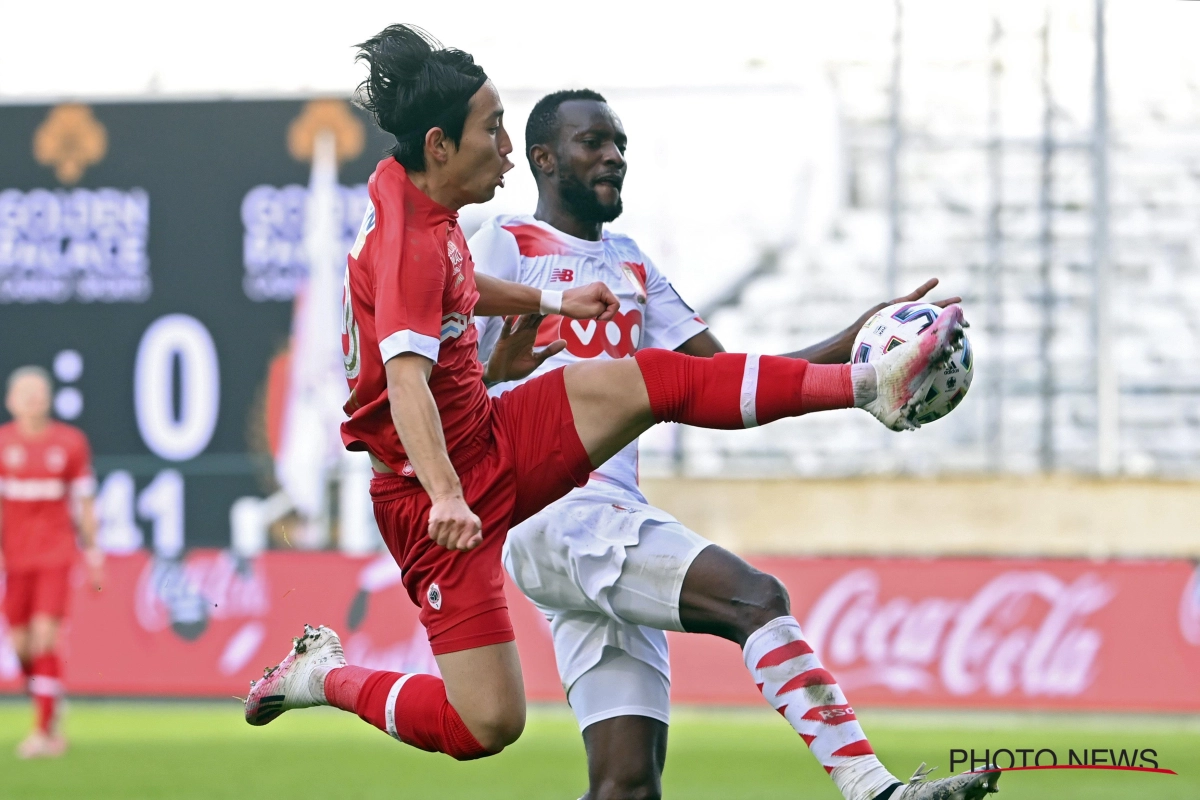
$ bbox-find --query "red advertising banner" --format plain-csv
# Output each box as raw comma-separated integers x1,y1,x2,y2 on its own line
2,552,1198,711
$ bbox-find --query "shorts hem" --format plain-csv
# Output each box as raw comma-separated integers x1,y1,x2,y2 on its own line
575,705,671,732
666,538,715,631
427,605,515,655
429,628,515,656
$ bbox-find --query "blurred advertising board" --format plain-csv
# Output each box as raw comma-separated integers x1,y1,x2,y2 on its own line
2,552,1197,712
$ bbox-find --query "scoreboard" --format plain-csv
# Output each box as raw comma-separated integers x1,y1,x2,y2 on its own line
0,98,392,550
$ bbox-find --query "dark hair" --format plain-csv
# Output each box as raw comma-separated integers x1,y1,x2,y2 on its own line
354,24,488,171
525,89,608,173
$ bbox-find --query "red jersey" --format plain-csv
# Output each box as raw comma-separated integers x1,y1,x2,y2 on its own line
0,421,94,571
340,158,491,472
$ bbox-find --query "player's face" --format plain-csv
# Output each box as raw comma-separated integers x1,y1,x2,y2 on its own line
445,80,514,205
5,373,51,425
553,100,627,223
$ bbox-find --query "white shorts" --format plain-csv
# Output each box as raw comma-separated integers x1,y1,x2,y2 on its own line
502,479,712,730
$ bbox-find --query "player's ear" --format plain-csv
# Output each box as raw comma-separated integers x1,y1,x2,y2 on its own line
528,143,555,177
424,127,454,166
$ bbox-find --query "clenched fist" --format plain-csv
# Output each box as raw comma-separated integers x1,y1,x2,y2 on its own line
428,495,483,551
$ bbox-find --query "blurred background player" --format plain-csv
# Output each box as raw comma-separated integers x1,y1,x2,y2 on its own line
0,366,103,759
471,91,995,800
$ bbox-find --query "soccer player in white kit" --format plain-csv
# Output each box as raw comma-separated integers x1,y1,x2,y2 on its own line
471,91,999,800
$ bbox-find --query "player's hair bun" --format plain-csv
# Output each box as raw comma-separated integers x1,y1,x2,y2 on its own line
354,24,488,167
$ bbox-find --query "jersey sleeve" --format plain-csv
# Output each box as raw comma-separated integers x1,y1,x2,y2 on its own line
468,222,522,364
375,226,445,364
67,429,96,498
640,254,708,351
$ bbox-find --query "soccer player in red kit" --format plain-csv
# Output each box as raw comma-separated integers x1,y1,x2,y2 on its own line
1,367,103,759
244,24,965,767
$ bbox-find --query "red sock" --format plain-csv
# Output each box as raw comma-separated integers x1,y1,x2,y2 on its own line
634,350,854,429
324,667,490,761
30,654,61,735
323,665,373,712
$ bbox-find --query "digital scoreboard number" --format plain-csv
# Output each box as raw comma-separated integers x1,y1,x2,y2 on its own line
0,99,392,550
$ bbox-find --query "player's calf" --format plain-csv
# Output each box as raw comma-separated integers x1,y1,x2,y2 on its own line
581,715,667,800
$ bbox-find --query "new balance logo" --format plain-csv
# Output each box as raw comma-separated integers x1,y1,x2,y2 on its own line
550,268,574,283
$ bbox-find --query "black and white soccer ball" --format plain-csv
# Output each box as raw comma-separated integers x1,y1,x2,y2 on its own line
852,301,973,425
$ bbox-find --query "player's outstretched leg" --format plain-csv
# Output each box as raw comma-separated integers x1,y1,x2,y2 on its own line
244,624,496,760
564,305,966,468
679,546,998,800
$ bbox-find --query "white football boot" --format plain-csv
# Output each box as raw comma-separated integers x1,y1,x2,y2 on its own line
891,762,1000,800
862,305,966,431
244,624,346,726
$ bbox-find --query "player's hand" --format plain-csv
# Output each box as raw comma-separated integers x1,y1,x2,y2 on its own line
561,282,619,321
834,279,963,362
484,314,567,384
428,495,483,551
84,546,104,592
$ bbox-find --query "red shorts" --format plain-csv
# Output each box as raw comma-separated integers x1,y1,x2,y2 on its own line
3,564,73,627
372,367,593,656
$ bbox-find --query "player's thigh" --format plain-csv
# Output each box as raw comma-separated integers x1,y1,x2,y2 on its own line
436,640,526,745
607,519,713,632
563,358,656,468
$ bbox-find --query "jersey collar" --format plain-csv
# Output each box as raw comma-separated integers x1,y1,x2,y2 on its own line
387,159,459,228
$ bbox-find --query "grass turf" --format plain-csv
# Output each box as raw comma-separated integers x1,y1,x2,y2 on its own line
1,701,1197,799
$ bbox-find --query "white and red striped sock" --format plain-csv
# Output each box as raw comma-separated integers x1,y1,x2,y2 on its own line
743,616,900,800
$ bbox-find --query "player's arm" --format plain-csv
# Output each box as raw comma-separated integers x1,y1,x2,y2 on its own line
474,272,620,321
676,279,961,363
69,440,103,590
385,354,482,552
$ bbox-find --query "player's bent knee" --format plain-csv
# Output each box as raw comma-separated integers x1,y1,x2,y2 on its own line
463,704,527,753
736,571,791,635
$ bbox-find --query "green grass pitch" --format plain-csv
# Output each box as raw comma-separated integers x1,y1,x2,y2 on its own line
2,701,1197,798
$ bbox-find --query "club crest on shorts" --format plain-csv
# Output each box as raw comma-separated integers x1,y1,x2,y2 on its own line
427,583,442,611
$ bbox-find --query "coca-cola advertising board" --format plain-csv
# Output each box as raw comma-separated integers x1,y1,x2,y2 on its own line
1,552,1198,711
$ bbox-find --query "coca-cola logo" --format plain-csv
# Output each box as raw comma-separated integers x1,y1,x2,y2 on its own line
136,551,269,636
535,309,642,358
802,569,1114,698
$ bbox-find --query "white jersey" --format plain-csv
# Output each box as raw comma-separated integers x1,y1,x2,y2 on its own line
471,214,707,495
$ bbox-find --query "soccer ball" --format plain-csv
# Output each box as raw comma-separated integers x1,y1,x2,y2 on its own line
851,302,973,425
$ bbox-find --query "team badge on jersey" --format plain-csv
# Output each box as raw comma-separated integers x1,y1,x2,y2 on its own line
427,583,442,611
620,262,648,303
